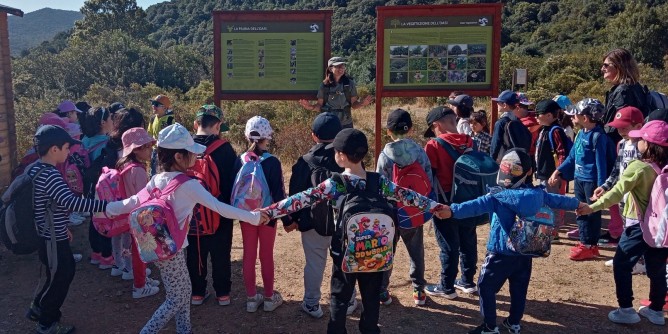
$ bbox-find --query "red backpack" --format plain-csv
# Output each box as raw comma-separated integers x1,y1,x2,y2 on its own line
186,139,227,235
392,161,432,229
11,149,39,181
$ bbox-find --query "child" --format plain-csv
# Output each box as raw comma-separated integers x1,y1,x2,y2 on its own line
147,94,175,174
286,112,345,318
187,105,238,306
376,108,433,305
56,100,82,124
235,116,288,312
25,125,109,334
106,123,267,334
490,90,532,163
423,107,478,299
549,98,613,260
114,127,160,298
470,110,492,154
579,120,668,326
261,128,449,334
516,93,540,162
448,94,474,136
534,100,571,235
81,106,114,268
442,149,583,334
553,95,576,141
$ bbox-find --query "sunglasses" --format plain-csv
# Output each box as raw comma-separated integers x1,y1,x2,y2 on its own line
151,101,163,107
602,63,614,68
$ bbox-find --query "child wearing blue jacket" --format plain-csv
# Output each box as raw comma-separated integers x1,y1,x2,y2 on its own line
549,98,614,261
443,149,583,334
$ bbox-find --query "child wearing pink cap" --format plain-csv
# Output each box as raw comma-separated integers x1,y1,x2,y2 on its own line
579,120,668,326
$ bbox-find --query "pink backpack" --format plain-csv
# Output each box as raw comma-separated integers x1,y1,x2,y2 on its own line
129,174,191,263
92,162,142,237
641,164,668,248
58,141,106,196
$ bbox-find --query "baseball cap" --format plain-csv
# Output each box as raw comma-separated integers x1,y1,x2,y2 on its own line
628,120,668,147
150,94,172,109
328,57,346,67
648,108,668,123
245,116,273,140
564,98,605,122
312,112,342,141
39,113,69,128
553,95,572,110
325,128,368,159
607,106,645,129
34,124,81,150
109,102,126,114
196,104,230,132
424,106,455,138
447,94,474,108
535,100,561,115
516,92,533,106
491,90,519,105
57,100,82,113
122,127,156,157
386,108,413,133
497,148,532,189
157,123,205,154
76,101,92,114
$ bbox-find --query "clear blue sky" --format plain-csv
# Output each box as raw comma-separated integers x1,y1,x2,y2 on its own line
2,1,167,14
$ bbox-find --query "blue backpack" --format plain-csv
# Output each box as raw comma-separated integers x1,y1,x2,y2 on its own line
592,131,617,178
547,125,574,155
231,152,273,212
506,206,555,257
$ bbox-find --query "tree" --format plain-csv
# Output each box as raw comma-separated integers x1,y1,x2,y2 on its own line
71,0,153,42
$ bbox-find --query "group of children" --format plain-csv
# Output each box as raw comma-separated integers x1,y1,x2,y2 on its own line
11,90,668,334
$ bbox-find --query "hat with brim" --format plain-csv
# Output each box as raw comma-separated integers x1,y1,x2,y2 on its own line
424,106,455,138
196,105,230,132
607,106,645,129
34,124,81,149
628,120,668,147
157,123,205,154
122,127,157,157
328,57,346,67
57,100,83,114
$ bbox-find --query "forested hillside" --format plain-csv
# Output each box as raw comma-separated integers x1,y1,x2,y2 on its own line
8,8,82,56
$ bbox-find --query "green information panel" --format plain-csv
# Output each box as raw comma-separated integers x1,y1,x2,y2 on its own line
382,16,493,90
220,21,324,92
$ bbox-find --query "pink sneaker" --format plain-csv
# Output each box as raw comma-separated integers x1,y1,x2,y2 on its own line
89,252,101,265
98,256,114,270
566,229,580,239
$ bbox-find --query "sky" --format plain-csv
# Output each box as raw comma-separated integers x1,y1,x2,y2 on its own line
2,0,167,14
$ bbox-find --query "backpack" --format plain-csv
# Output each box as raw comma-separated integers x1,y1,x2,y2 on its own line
11,149,39,181
81,139,110,197
231,152,273,212
387,155,432,229
0,165,54,255
643,85,668,113
332,172,397,273
547,125,574,155
57,143,90,196
641,164,668,248
186,139,227,236
129,174,191,263
92,163,142,237
436,137,499,225
500,116,531,160
506,206,555,257
592,131,617,178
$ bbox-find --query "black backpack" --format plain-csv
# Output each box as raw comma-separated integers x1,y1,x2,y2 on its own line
500,116,532,160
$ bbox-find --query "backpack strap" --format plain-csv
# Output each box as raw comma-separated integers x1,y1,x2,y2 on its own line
204,139,227,156
364,172,380,194
159,174,191,197
435,137,462,161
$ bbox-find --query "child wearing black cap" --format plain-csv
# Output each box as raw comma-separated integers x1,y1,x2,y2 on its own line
25,125,109,334
262,128,449,334
442,149,585,334
490,90,532,163
376,108,433,306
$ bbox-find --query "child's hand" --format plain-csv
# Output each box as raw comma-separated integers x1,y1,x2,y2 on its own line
592,187,606,201
548,171,560,187
361,95,374,106
433,205,452,219
576,202,593,216
67,229,73,242
257,210,271,225
283,223,298,233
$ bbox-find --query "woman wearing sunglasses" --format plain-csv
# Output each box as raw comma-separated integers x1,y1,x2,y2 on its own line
147,94,175,173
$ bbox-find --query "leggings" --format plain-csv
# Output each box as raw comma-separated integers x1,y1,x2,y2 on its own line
131,238,147,288
140,250,191,334
111,233,132,272
240,222,277,298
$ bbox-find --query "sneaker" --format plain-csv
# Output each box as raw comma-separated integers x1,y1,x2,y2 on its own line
598,232,620,246
413,288,426,306
454,279,478,294
132,285,159,299
217,295,231,306
25,302,41,322
146,277,160,287
68,212,85,227
110,265,123,277
640,297,668,312
502,318,521,334
379,290,393,305
569,244,598,261
468,323,500,334
191,291,211,305
121,268,134,280
264,291,284,312
608,307,641,324
632,262,647,275
98,256,114,270
425,284,458,299
301,302,324,318
35,321,75,334
89,252,101,265
566,229,580,239
246,293,263,313
72,253,82,263
605,259,614,267
346,297,358,315
638,306,666,325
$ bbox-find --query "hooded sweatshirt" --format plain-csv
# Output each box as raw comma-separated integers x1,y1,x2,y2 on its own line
450,186,579,255
557,124,610,185
376,138,433,186
424,133,472,197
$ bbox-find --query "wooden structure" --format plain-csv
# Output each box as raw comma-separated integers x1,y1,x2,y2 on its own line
0,4,22,187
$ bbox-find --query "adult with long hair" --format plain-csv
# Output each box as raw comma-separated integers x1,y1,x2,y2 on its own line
299,57,373,129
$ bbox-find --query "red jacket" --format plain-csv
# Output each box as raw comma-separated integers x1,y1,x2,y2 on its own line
424,133,473,195
521,115,541,156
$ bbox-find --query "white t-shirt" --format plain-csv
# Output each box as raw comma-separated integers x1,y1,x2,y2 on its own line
457,118,473,136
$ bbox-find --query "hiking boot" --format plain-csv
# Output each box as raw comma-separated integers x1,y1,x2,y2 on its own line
246,293,263,313
569,244,598,261
425,284,458,299
217,295,231,306
110,265,123,277
301,302,324,318
454,279,478,294
191,291,211,305
502,318,521,334
639,306,666,325
264,291,284,312
379,290,393,305
98,256,114,270
132,285,159,299
608,307,641,324
468,323,500,334
413,288,426,306
598,232,620,247
566,229,580,239
35,321,75,334
25,302,41,322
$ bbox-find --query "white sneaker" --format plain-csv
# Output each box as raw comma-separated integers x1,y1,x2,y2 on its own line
110,265,123,277
133,285,159,299
246,293,263,313
72,253,82,263
146,277,160,287
264,291,284,312
301,302,324,318
638,306,665,325
605,259,614,267
121,269,134,280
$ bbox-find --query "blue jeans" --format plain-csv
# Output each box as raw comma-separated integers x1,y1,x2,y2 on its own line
433,217,478,291
574,179,601,245
478,253,532,327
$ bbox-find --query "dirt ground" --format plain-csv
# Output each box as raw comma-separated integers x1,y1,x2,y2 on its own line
0,209,666,334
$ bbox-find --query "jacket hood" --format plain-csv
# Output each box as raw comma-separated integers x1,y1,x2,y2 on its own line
491,187,549,217
382,139,424,167
438,133,473,153
81,134,109,148
304,143,340,171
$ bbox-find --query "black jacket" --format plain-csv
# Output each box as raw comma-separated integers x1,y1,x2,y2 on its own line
604,83,648,143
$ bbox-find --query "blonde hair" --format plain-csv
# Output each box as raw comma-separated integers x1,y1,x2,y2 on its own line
604,48,639,85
